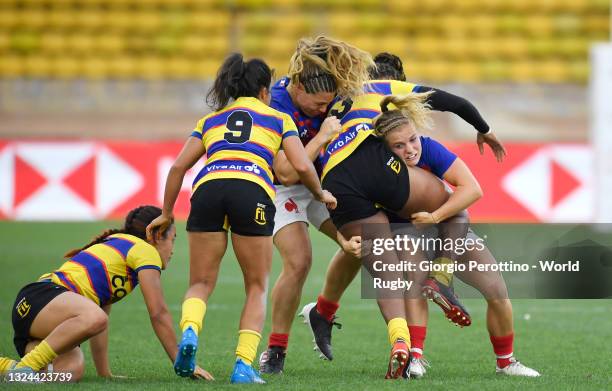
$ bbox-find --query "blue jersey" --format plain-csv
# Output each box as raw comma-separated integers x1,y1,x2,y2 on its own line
416,136,457,179
270,77,325,147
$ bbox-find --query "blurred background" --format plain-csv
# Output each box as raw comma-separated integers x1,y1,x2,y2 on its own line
0,0,611,222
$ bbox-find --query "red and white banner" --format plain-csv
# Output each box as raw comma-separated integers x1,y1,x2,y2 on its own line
0,140,594,222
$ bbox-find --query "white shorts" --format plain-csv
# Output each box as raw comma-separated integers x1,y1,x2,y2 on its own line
273,184,330,236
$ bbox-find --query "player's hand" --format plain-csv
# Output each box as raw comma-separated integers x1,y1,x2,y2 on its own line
318,116,342,143
191,365,214,381
411,211,438,229
477,132,507,162
317,190,337,210
341,236,362,258
146,213,173,241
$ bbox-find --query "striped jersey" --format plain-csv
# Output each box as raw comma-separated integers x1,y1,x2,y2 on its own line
320,80,419,179
191,97,299,199
39,233,162,306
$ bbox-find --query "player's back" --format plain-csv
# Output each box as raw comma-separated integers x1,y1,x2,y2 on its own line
40,233,162,306
190,97,298,199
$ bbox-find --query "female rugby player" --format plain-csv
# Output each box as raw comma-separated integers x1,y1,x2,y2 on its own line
379,116,540,378
0,206,212,382
257,35,373,374
146,53,335,384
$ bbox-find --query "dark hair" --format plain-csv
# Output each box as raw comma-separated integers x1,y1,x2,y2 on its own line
369,52,406,81
64,205,169,258
206,53,272,111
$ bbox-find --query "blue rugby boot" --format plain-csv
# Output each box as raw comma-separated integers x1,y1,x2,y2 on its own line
230,358,266,384
174,326,198,377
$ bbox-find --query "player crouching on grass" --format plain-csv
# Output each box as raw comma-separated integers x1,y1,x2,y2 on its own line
0,206,212,382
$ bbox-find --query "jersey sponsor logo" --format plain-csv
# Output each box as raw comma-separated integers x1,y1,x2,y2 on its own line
254,203,267,225
326,123,370,155
206,163,261,175
284,198,299,213
111,275,128,302
387,156,402,174
16,298,31,318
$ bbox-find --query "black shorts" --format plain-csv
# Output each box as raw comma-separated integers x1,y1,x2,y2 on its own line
322,136,410,229
12,281,69,357
187,179,276,236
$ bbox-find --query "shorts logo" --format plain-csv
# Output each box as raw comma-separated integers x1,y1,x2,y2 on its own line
284,198,299,213
16,298,31,318
255,204,267,225
387,157,402,174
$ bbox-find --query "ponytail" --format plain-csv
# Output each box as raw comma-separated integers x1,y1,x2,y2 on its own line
373,93,433,138
206,53,272,111
369,52,407,81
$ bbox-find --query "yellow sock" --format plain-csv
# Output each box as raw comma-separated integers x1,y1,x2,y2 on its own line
429,257,454,286
16,340,57,371
387,317,410,348
0,357,17,373
180,297,206,334
235,329,261,366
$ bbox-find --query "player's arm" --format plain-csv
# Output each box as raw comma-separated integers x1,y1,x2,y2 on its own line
281,134,337,209
89,304,112,377
274,116,341,185
417,86,506,162
147,137,205,239
412,158,482,224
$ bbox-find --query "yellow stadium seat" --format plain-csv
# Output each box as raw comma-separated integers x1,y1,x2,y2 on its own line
74,11,106,31
107,56,138,78
524,16,554,37
165,57,194,79
480,61,510,82
187,12,230,32
131,12,163,33
47,11,78,30
568,60,589,83
0,33,9,53
0,11,20,30
526,38,556,59
583,16,610,35
496,14,524,35
10,31,40,54
409,37,441,60
553,15,582,36
104,11,133,31
453,61,481,82
50,57,81,79
557,38,588,59
508,61,536,83
66,35,96,55
468,39,498,61
440,39,469,61
81,57,109,79
537,60,570,83
153,34,180,55
419,61,453,83
328,13,358,35
387,1,418,14
497,38,528,60
137,57,167,80
40,34,68,54
17,10,47,30
0,56,24,78
191,60,222,79
96,34,125,55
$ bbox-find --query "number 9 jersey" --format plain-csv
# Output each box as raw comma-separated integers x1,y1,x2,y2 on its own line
190,97,299,200
38,234,163,306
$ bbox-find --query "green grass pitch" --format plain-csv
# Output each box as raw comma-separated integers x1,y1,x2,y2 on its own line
1,221,611,390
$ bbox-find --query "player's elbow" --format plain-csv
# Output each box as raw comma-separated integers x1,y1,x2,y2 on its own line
148,305,170,325
471,183,483,201
275,169,299,186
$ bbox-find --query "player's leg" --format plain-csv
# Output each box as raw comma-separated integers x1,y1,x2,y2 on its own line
175,181,229,377
230,233,272,384
298,219,360,361
260,185,311,374
396,166,471,326
15,290,107,372
24,341,84,382
455,243,540,377
341,211,410,379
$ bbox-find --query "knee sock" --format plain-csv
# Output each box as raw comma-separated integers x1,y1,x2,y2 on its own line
236,330,262,366
16,340,57,371
387,318,410,348
180,297,206,334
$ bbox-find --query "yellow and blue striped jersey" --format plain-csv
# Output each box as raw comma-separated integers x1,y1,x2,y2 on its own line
320,80,418,179
39,233,162,306
191,97,299,200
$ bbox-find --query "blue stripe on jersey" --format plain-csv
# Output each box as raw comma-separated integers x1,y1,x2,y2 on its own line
134,265,161,274
103,238,135,259
203,109,282,137
191,130,203,139
283,130,298,139
54,271,78,292
193,159,275,188
207,140,274,167
364,82,392,95
340,109,380,125
127,266,139,288
71,252,112,306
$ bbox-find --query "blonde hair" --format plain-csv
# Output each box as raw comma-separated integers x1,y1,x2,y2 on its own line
373,93,434,137
288,35,374,98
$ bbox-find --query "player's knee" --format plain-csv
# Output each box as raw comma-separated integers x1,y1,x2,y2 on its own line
85,309,108,335
284,254,312,281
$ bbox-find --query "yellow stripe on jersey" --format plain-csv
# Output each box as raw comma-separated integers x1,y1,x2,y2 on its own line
321,80,418,179
190,97,298,200
40,233,162,306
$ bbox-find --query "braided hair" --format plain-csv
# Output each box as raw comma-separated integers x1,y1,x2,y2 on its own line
64,205,167,258
373,93,433,138
369,52,407,81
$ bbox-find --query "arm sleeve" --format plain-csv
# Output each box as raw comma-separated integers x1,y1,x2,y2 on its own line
281,114,299,139
190,118,206,139
126,243,163,274
414,86,490,134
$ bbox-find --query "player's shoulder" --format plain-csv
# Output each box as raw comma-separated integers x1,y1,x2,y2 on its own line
390,79,419,93
109,233,158,258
